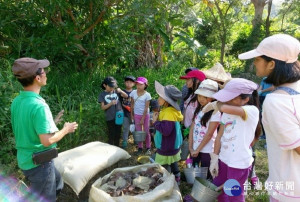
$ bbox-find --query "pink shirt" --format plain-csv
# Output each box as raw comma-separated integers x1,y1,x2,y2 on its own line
183,95,198,128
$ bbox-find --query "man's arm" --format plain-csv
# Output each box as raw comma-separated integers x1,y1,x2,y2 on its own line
39,122,78,147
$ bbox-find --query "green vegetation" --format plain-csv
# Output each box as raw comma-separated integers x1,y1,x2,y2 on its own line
0,0,299,201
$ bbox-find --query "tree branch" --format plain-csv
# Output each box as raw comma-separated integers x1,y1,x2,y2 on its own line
75,0,121,39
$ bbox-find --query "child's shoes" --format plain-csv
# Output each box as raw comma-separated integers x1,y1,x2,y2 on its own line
183,195,193,202
145,148,151,155
135,148,143,156
122,140,128,149
251,176,259,188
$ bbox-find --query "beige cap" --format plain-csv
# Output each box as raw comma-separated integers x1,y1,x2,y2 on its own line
12,57,50,79
238,34,300,63
203,63,231,83
194,79,218,98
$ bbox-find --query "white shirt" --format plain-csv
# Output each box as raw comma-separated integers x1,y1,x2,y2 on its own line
263,92,300,201
193,111,221,153
219,105,259,169
130,90,151,115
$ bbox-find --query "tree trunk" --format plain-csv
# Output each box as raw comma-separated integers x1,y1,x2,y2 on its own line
265,0,273,37
220,33,226,65
251,0,267,29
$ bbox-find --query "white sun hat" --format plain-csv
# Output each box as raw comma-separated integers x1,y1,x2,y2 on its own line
194,79,218,98
238,34,300,63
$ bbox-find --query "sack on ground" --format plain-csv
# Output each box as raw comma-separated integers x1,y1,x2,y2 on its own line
54,141,131,195
89,163,182,202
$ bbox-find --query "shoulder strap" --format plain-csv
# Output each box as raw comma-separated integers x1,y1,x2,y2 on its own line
274,86,300,95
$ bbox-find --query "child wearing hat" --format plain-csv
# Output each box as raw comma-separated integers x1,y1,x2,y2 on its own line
188,79,221,180
179,70,206,129
98,76,129,147
202,78,260,201
239,34,300,202
179,67,198,112
120,76,136,149
152,81,183,184
130,77,152,155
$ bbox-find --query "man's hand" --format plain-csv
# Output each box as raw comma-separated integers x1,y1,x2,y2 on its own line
54,110,64,124
63,122,78,133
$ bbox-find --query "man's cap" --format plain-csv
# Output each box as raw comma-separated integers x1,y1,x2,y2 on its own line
124,76,136,82
238,34,300,63
12,57,50,79
179,70,206,81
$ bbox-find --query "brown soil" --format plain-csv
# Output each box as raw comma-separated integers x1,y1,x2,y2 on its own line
57,135,192,202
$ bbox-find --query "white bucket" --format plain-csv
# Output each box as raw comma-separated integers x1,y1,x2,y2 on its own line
191,177,221,202
194,167,208,179
183,168,195,184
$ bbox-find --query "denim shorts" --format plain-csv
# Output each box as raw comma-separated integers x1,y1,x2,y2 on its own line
22,160,63,202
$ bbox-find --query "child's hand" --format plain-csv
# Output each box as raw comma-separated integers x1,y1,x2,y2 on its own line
191,150,199,157
202,101,222,114
209,153,219,178
111,100,117,105
152,112,159,122
140,117,144,125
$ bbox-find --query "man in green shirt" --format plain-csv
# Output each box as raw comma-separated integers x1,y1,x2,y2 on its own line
11,57,78,201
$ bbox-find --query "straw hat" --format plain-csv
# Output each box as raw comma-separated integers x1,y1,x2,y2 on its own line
203,63,231,83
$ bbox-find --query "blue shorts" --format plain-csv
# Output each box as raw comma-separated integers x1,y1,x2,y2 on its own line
22,160,63,201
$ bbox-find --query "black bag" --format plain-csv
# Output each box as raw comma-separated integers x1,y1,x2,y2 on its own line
32,148,58,165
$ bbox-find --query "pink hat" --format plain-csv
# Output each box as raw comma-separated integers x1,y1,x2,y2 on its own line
213,78,258,102
238,34,300,63
179,70,206,81
136,77,148,85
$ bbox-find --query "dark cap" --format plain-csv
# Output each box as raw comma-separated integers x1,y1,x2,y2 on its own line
185,67,198,74
12,57,50,79
150,99,160,111
124,76,136,82
103,77,117,88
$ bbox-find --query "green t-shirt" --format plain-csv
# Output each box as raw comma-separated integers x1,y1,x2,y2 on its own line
11,91,58,170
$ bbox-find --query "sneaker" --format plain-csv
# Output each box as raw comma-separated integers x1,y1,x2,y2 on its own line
183,194,193,202
145,148,151,155
175,176,181,186
122,140,128,149
251,176,259,187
